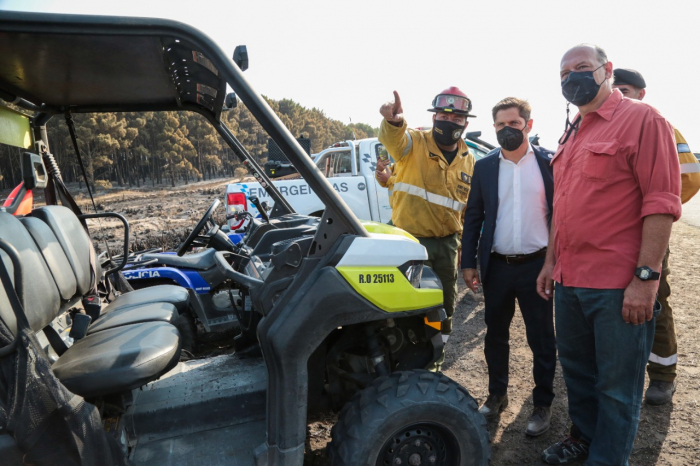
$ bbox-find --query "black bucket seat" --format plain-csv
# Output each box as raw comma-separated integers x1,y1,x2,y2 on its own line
0,212,181,398
20,213,179,331
30,206,190,314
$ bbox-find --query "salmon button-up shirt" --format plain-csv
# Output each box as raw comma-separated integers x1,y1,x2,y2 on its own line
551,89,681,289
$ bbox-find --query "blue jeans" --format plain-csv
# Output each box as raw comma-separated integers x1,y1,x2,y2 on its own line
555,284,655,466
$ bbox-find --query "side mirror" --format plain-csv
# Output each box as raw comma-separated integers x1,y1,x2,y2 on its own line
529,134,540,146
224,92,238,110
233,45,248,71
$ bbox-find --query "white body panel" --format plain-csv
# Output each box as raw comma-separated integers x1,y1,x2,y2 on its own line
335,234,428,267
225,138,391,227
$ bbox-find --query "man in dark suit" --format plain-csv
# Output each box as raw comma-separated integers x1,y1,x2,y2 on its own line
461,97,557,437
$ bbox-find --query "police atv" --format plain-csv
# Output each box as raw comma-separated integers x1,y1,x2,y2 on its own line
113,198,257,338
0,11,490,466
114,196,320,350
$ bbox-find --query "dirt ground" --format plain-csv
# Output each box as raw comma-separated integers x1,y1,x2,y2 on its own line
11,180,698,465
66,177,242,255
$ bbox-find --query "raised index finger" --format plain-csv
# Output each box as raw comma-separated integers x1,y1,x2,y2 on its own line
393,91,402,109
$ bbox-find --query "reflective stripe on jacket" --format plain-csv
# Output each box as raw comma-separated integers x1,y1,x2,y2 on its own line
676,128,700,203
378,119,475,238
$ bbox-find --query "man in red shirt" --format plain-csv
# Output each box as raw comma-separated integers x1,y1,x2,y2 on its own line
537,44,681,465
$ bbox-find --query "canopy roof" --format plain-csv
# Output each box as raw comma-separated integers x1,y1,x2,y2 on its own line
0,11,228,119
0,10,368,239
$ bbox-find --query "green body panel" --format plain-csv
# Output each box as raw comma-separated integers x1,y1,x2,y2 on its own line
360,220,418,242
0,106,32,148
337,265,442,313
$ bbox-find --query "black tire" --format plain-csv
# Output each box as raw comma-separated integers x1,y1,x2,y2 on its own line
328,370,490,466
173,312,197,354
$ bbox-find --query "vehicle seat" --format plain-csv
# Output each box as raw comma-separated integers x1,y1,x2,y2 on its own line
86,302,178,334
104,285,190,314
30,206,96,296
20,213,180,330
0,216,61,335
141,248,217,271
52,321,181,398
0,212,182,399
19,217,77,302
30,206,190,314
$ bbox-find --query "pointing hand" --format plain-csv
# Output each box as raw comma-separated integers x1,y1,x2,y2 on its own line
379,91,404,123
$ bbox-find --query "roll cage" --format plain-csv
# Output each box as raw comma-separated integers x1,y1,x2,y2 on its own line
0,10,368,253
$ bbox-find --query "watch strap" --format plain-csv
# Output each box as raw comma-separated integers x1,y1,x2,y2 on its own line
635,266,660,281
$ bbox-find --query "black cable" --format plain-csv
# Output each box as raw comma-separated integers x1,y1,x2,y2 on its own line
558,103,581,146
64,112,115,278
65,113,99,215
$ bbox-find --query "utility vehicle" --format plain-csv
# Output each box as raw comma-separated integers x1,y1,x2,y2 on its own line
225,136,492,229
0,11,489,465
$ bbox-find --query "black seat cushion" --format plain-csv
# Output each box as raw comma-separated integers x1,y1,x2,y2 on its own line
52,321,181,398
141,248,217,271
104,285,190,314
87,302,178,335
20,216,78,302
31,206,94,296
0,212,60,335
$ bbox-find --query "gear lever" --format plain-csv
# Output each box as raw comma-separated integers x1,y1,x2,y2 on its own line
248,196,270,223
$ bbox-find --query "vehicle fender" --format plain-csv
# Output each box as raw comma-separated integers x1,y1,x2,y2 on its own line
122,266,212,294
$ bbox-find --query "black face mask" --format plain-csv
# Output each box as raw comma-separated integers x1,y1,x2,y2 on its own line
561,64,606,106
433,119,465,146
496,125,526,151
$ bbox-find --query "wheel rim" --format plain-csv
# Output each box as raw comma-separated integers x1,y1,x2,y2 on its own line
377,422,460,466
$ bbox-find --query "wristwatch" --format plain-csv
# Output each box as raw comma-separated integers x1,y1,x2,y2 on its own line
634,266,660,281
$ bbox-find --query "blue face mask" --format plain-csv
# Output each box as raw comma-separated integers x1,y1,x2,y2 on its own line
561,64,606,106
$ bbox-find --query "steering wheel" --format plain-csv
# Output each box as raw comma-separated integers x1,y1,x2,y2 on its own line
177,199,221,256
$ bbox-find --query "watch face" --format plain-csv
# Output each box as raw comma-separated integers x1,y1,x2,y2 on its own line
640,269,650,280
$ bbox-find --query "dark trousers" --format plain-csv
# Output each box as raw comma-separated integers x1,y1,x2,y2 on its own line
419,233,460,335
648,246,677,382
556,285,655,465
482,256,556,407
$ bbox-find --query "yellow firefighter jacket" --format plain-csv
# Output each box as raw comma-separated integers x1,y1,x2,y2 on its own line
378,119,475,238
676,128,700,204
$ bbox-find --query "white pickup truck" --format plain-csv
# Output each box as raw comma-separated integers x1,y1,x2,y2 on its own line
224,136,491,229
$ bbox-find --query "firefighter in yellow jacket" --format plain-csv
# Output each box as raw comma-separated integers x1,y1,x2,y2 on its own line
378,88,476,351
614,68,700,405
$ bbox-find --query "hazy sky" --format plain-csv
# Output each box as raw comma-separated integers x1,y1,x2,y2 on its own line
2,0,699,150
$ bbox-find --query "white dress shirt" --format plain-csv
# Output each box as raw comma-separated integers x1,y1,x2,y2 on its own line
492,144,550,255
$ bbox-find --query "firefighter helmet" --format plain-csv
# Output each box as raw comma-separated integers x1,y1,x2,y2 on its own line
428,87,475,117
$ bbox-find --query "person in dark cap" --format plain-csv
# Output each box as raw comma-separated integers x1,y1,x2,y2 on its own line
613,68,647,96
613,68,700,405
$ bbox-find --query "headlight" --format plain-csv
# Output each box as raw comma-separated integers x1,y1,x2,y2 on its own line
399,260,423,288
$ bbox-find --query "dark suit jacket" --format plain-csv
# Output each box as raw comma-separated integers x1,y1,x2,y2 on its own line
461,145,554,283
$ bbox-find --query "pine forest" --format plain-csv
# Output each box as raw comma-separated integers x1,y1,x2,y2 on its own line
0,97,378,191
